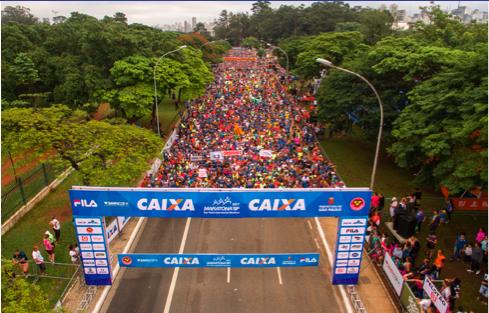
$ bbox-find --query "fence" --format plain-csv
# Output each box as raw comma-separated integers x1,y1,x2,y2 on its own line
1,163,60,222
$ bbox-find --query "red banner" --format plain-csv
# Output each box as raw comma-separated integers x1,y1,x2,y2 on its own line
221,150,243,156
452,198,488,211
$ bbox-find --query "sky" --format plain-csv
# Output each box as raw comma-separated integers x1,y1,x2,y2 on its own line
2,1,488,26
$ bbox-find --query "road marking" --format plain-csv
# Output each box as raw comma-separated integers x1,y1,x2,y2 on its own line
276,267,283,285
307,220,313,230
314,238,321,250
227,267,231,283
314,217,353,313
163,218,192,313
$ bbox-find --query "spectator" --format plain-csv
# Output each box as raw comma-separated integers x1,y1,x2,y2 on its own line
426,231,438,259
378,193,385,211
409,236,420,262
441,279,452,309
449,277,461,311
439,209,448,224
476,227,486,244
371,192,380,210
477,273,488,303
467,242,483,274
49,215,61,242
69,245,79,264
371,210,381,227
389,197,398,221
429,210,441,232
43,233,55,264
45,230,56,247
434,249,446,274
445,199,453,222
417,258,432,278
32,245,46,275
451,232,467,261
12,249,29,277
462,243,473,263
415,208,425,233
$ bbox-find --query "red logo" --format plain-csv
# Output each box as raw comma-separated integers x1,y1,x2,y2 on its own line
328,197,335,205
122,256,132,265
350,198,365,211
80,236,90,242
86,227,93,233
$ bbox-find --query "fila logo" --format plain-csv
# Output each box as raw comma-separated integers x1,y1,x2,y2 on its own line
73,199,98,207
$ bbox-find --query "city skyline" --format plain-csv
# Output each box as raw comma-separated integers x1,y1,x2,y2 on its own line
2,1,487,27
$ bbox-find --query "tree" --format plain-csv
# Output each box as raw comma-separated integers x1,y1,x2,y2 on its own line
193,22,210,38
2,261,51,313
241,36,260,49
2,105,161,186
1,5,39,24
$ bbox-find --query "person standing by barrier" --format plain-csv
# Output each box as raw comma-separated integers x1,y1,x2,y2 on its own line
69,245,79,264
43,233,55,264
32,245,46,275
49,216,61,242
415,208,425,233
451,232,467,261
434,249,446,275
468,242,483,274
12,249,29,277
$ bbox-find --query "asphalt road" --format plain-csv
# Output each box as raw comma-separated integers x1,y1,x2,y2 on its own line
101,217,347,313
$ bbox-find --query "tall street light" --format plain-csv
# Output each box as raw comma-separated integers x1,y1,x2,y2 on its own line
316,58,384,190
153,45,187,137
261,40,289,77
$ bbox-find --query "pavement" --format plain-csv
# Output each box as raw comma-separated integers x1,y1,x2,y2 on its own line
101,217,349,313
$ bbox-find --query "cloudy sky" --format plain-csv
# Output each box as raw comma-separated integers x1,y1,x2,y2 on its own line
2,1,487,26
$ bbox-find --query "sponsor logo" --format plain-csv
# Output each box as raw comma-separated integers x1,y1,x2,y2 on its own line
350,244,363,251
78,235,91,242
76,226,103,234
338,244,350,251
163,257,200,265
91,235,104,242
340,227,365,235
137,198,195,211
73,199,98,208
336,260,348,267
335,267,347,274
75,218,101,226
81,252,94,259
83,260,95,267
341,218,367,226
96,267,109,274
339,236,351,243
336,252,349,259
84,267,97,275
96,260,108,266
348,260,360,266
299,257,317,263
80,243,92,250
213,197,232,206
248,199,305,211
347,267,359,274
204,197,240,215
350,197,366,211
349,252,361,259
103,201,129,207
240,257,276,265
121,256,132,265
94,252,107,259
92,244,106,251
328,197,335,205
351,236,364,243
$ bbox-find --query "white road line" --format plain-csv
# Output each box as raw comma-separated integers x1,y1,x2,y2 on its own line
314,217,353,313
227,267,231,283
314,238,321,250
276,267,283,285
307,220,313,230
163,217,192,313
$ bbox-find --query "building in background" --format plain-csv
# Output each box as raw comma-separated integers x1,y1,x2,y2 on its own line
192,17,197,30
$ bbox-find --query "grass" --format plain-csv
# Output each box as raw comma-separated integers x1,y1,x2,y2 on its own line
139,95,185,136
2,172,82,307
320,135,487,313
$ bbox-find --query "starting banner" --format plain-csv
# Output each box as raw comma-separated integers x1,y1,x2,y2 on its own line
69,187,371,218
118,253,319,268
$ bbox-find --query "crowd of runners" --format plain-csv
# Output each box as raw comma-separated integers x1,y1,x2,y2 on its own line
144,49,343,189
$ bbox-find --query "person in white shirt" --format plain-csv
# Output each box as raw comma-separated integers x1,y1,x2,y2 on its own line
69,245,79,264
49,215,61,242
32,245,46,275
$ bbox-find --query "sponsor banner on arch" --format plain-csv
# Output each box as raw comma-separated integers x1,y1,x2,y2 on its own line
118,253,319,268
69,187,371,218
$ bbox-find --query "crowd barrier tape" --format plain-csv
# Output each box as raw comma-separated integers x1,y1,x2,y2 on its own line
118,253,319,268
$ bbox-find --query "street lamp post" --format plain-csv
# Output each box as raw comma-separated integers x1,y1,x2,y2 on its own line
153,45,187,137
261,41,289,77
316,58,384,191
